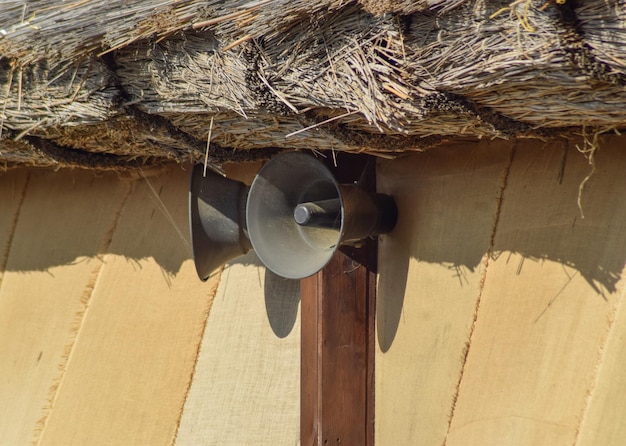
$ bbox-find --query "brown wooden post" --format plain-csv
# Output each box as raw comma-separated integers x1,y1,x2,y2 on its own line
301,154,377,446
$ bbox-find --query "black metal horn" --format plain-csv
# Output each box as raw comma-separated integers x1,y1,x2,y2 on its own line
189,164,252,281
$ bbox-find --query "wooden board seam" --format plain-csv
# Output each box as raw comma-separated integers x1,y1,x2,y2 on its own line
0,171,30,288
32,180,133,446
444,144,516,443
170,267,224,446
573,269,626,444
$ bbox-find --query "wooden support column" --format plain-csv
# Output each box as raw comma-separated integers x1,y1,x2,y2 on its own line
301,155,377,446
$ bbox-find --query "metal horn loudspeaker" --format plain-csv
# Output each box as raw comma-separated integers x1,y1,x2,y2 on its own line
189,164,252,281
246,152,397,279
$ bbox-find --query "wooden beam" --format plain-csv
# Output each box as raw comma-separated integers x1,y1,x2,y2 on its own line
301,154,377,446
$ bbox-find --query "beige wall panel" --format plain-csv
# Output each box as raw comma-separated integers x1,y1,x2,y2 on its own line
0,170,129,446
37,168,219,446
446,139,626,445
175,253,301,446
551,139,626,446
375,141,513,446
576,271,626,446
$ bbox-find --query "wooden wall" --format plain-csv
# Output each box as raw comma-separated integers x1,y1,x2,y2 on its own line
376,136,626,445
2,135,626,445
0,166,300,446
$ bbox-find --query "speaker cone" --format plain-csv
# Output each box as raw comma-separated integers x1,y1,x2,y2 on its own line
246,152,397,279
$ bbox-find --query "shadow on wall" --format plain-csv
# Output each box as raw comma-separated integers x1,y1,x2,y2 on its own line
227,253,301,338
0,161,264,279
1,165,195,277
376,136,626,352
264,268,301,338
0,164,301,338
3,138,626,347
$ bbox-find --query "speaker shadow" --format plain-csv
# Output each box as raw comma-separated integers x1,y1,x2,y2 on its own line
376,230,410,354
229,252,301,338
264,269,301,338
375,137,626,353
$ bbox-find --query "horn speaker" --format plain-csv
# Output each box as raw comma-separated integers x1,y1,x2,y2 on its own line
189,164,252,281
190,153,398,280
246,152,397,279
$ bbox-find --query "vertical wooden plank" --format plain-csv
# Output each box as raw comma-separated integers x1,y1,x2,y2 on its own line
446,139,626,445
301,274,320,446
375,141,513,446
301,153,377,446
367,243,377,446
320,248,369,445
37,168,219,446
0,170,129,446
568,139,626,446
175,254,301,446
576,268,626,446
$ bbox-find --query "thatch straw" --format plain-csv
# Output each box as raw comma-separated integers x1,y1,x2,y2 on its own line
1,0,625,170
0,57,117,133
0,0,201,63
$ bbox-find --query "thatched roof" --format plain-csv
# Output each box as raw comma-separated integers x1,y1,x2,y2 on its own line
0,0,624,170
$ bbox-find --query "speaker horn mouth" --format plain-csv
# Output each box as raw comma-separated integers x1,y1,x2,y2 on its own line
246,152,397,279
246,153,343,279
